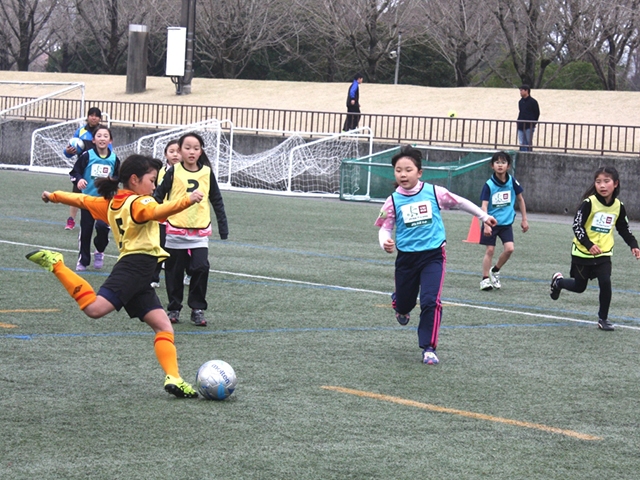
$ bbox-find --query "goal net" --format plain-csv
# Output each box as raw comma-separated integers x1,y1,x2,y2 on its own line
0,81,85,170
340,146,511,202
134,124,373,197
222,127,373,196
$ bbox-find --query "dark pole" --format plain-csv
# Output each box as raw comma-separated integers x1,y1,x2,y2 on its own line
180,0,196,94
126,24,148,94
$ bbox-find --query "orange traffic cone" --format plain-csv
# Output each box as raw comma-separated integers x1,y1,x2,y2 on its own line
463,218,481,243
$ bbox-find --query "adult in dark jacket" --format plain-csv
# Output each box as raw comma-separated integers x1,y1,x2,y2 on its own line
343,73,364,131
517,85,540,152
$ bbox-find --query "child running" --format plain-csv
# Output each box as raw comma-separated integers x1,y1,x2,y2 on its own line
69,125,120,271
549,166,640,331
150,140,182,288
479,151,529,290
26,154,204,398
63,106,102,230
375,145,497,365
153,132,228,327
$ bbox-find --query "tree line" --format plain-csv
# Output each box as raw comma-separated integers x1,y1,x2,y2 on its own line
1,0,639,91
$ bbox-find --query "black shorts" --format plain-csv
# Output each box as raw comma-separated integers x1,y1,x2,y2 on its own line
570,257,612,280
72,184,81,194
97,254,163,320
479,224,514,246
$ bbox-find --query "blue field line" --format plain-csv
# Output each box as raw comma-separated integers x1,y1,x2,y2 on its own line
4,265,640,323
0,321,582,341
0,214,61,226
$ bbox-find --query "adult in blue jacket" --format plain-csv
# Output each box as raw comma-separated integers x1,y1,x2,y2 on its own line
343,73,363,131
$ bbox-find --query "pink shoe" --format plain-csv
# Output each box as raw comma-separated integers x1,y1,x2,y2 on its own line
94,252,104,269
65,217,76,230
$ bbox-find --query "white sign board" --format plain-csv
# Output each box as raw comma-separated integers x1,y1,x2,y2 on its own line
166,27,187,76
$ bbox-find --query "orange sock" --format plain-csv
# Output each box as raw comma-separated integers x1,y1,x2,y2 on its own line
154,331,180,378
52,262,97,310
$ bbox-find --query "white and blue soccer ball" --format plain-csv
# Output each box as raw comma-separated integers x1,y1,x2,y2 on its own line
195,360,237,400
69,137,85,154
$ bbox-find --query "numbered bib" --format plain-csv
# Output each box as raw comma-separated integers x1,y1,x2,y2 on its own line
491,190,511,209
591,212,616,233
400,201,433,228
90,163,111,179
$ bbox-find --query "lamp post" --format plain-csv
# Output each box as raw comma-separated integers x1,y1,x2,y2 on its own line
394,31,402,85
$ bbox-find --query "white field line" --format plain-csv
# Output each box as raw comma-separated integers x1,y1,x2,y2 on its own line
4,238,639,332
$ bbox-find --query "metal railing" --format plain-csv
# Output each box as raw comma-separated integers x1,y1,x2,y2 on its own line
2,95,638,156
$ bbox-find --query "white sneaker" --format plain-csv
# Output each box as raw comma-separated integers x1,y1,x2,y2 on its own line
480,278,493,291
150,282,160,288
422,349,439,365
489,269,501,289
183,274,191,285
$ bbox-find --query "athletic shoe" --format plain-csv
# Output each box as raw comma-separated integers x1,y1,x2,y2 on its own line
65,217,76,230
422,348,439,365
168,310,180,324
598,318,615,331
183,274,191,286
94,252,104,269
164,375,198,398
191,309,207,327
489,269,501,289
391,292,410,325
395,312,410,326
480,278,493,291
150,282,160,288
25,249,63,272
76,261,87,272
550,272,563,300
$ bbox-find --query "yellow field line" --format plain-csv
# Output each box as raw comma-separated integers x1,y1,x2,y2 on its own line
322,386,602,441
0,309,60,313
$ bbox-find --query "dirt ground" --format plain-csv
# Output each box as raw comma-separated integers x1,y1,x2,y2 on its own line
1,70,639,126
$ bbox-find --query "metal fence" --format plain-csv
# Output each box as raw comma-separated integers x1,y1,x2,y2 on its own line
1,95,638,156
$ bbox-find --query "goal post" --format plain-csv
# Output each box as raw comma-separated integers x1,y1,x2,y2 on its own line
0,81,85,171
340,145,514,203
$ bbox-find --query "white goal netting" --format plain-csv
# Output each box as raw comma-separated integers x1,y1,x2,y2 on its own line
221,127,372,195
30,116,373,197
0,81,85,171
133,124,373,196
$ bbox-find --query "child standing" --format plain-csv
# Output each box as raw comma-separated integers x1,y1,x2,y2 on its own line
63,106,102,230
153,132,228,327
26,154,204,397
550,166,640,331
375,145,496,365
69,126,120,271
479,151,529,291
150,140,182,288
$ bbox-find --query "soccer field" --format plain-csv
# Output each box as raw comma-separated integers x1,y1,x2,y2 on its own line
1,170,639,479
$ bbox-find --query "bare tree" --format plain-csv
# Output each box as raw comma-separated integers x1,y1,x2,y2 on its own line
576,0,640,90
489,0,572,88
0,0,57,71
301,0,421,83
418,0,497,86
194,0,298,79
74,0,150,74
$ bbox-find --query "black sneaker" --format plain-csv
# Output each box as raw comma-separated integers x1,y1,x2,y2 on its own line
598,318,615,331
191,309,207,327
550,272,563,300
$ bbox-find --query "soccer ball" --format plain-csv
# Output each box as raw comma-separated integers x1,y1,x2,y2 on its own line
447,110,458,118
195,360,237,400
69,137,85,154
